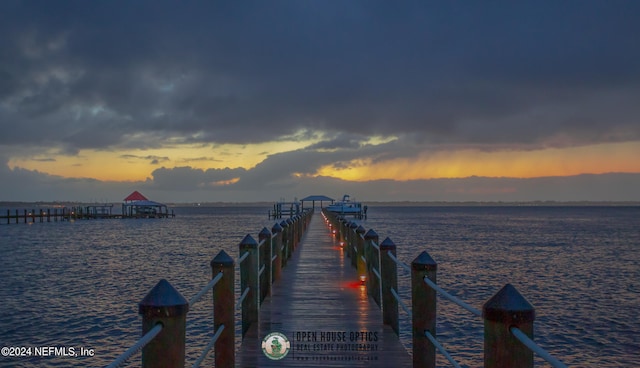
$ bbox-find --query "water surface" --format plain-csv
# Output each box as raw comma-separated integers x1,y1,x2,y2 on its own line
1,205,638,367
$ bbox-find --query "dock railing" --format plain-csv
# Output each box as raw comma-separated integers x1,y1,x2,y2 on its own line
104,209,313,368
322,208,568,368
1,206,175,224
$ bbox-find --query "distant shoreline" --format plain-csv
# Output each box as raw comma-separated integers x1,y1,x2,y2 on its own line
2,200,639,208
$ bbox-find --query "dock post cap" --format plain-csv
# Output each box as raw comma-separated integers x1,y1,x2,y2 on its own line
483,283,535,324
280,220,289,227
139,279,189,317
286,218,293,224
272,223,284,233
364,229,379,239
412,251,437,271
259,227,272,237
239,234,258,246
349,222,359,229
379,237,396,249
211,250,234,267
356,225,366,234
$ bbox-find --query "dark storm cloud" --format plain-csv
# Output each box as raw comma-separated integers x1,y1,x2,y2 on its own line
1,0,640,156
150,166,247,191
120,154,170,165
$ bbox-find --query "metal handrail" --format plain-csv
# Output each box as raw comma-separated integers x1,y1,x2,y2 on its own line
425,331,462,368
105,323,163,368
372,267,381,281
423,276,482,317
238,251,249,264
327,210,567,368
189,272,224,306
391,288,412,317
511,327,568,368
191,325,226,368
386,251,411,273
237,287,250,310
370,241,380,251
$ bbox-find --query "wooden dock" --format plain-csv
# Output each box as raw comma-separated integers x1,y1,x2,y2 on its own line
236,213,413,367
1,206,175,224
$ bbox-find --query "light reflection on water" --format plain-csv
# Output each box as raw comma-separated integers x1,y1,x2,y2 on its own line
0,205,638,367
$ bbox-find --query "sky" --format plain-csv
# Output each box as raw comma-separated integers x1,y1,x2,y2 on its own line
1,0,640,203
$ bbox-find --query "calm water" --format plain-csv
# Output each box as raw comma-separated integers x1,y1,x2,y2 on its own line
0,205,638,367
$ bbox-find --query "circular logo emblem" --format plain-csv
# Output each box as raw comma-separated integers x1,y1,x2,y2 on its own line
261,332,291,360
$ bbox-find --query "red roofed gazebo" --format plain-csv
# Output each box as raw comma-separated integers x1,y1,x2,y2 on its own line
124,190,148,202
122,191,172,218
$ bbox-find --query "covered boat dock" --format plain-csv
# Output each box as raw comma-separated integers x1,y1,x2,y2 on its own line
300,194,335,210
122,191,173,218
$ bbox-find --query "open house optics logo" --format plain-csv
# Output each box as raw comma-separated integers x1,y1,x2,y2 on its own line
262,332,291,360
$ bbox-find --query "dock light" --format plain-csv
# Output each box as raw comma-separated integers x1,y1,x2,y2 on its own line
339,241,344,247
359,275,366,284
332,230,336,234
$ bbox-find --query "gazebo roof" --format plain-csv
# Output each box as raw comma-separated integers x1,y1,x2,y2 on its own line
300,195,335,202
124,190,148,201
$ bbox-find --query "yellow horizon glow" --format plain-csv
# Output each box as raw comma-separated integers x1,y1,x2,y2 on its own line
315,141,640,181
7,141,640,182
7,139,313,181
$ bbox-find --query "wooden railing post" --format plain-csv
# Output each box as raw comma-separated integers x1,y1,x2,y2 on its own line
338,217,346,252
139,279,188,368
259,227,272,302
211,250,235,368
380,237,399,335
279,220,289,267
349,222,358,267
285,218,294,257
293,216,298,250
271,223,283,282
343,219,351,257
335,216,343,249
239,234,259,337
296,215,302,248
356,225,366,282
412,251,438,368
483,284,535,368
364,229,380,306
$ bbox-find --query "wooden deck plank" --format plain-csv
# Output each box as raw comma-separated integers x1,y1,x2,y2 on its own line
236,213,412,367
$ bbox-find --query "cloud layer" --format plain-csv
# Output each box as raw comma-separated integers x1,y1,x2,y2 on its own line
1,1,639,202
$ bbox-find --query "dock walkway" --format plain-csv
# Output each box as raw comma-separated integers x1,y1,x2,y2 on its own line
237,213,412,367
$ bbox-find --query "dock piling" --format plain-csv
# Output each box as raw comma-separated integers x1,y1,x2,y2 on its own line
138,279,188,368
211,250,235,368
412,251,438,368
380,237,399,335
271,223,283,282
483,284,535,368
239,234,259,337
258,227,272,302
356,225,367,283
364,229,380,304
